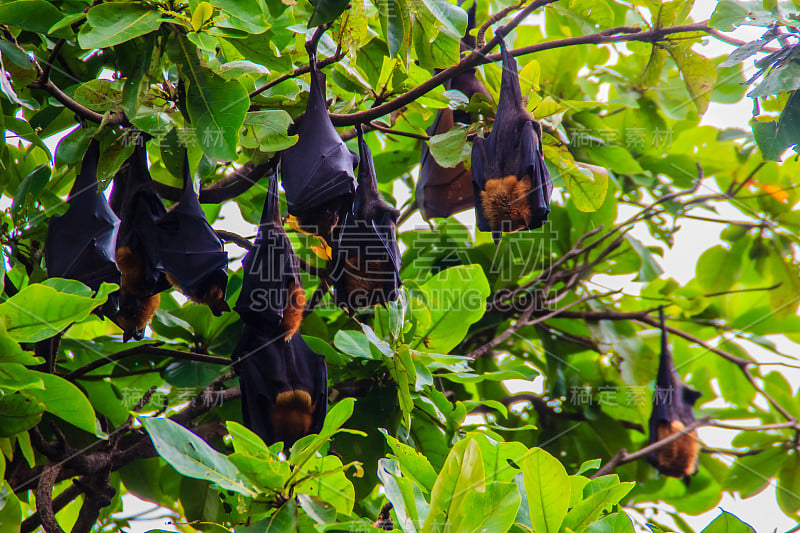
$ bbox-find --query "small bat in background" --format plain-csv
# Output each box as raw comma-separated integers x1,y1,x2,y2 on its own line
234,170,305,339
45,138,120,291
333,124,401,310
648,307,702,478
471,38,552,243
114,141,170,341
154,153,229,316
280,48,358,243
417,0,490,220
232,326,328,448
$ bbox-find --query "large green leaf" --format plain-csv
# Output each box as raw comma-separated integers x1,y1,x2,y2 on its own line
176,37,249,161
0,0,69,37
0,393,43,437
521,448,570,533
0,281,116,342
563,165,608,213
417,265,490,353
143,417,258,497
665,43,718,115
78,2,162,49
24,371,98,434
701,511,756,533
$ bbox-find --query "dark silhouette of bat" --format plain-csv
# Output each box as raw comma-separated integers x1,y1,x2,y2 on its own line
45,138,121,292
471,38,552,243
232,326,328,448
280,48,358,243
648,307,702,478
417,1,490,220
234,170,305,339
154,154,229,316
114,142,170,341
332,125,401,310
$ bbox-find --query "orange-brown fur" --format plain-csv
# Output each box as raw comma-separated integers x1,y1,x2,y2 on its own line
480,175,532,232
656,420,700,477
281,283,306,339
271,389,315,446
166,272,230,315
116,246,161,334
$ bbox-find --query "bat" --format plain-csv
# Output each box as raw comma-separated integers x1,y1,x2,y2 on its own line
332,124,401,310
45,138,121,291
648,307,702,478
154,153,229,316
114,142,170,341
417,0,490,220
280,50,358,243
232,326,328,447
471,38,552,243
234,169,305,339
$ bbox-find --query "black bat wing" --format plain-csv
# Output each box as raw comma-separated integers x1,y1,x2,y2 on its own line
154,154,228,309
232,327,327,447
280,57,357,213
647,308,702,477
45,138,121,291
235,170,304,335
333,126,401,309
471,39,552,237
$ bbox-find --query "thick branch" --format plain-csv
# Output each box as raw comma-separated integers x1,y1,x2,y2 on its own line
249,50,346,100
153,160,275,204
21,482,82,533
28,78,128,127
65,343,231,380
36,463,65,533
328,21,712,126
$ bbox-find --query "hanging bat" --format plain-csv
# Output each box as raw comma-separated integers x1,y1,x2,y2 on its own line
46,138,121,292
648,307,702,478
232,326,328,448
280,49,358,243
333,124,401,310
234,170,305,339
114,142,170,341
154,153,229,316
471,38,552,243
417,0,490,220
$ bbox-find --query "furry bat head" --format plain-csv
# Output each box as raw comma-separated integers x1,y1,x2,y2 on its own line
45,138,121,292
280,53,358,242
647,308,702,478
114,142,170,341
232,326,328,448
154,154,229,316
417,0,490,220
471,38,552,243
333,125,401,310
234,170,305,339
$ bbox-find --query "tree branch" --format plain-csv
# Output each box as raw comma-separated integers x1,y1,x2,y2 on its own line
36,463,65,533
64,344,231,381
28,77,128,127
592,416,711,478
249,50,346,100
153,159,276,204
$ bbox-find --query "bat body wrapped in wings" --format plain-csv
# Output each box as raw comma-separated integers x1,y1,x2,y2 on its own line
417,1,490,219
45,138,121,292
234,170,305,339
114,142,170,341
232,327,328,448
154,154,229,316
280,53,358,242
648,308,702,478
333,125,401,310
471,39,552,242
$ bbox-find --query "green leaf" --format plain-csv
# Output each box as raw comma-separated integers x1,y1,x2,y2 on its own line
521,448,569,533
211,0,269,34
73,79,123,113
175,37,249,161
701,510,756,533
665,43,718,115
417,265,490,353
192,2,214,32
0,0,69,37
626,235,663,282
778,452,800,518
10,164,50,222
695,245,742,292
563,165,608,213
289,398,357,472
723,446,787,498
334,330,376,360
78,2,162,49
309,0,350,27
0,281,115,342
0,393,43,437
749,61,800,99
561,479,634,531
381,429,438,493
376,0,412,59
240,111,298,152
24,371,99,434
0,481,21,531
143,417,258,497
429,126,471,168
